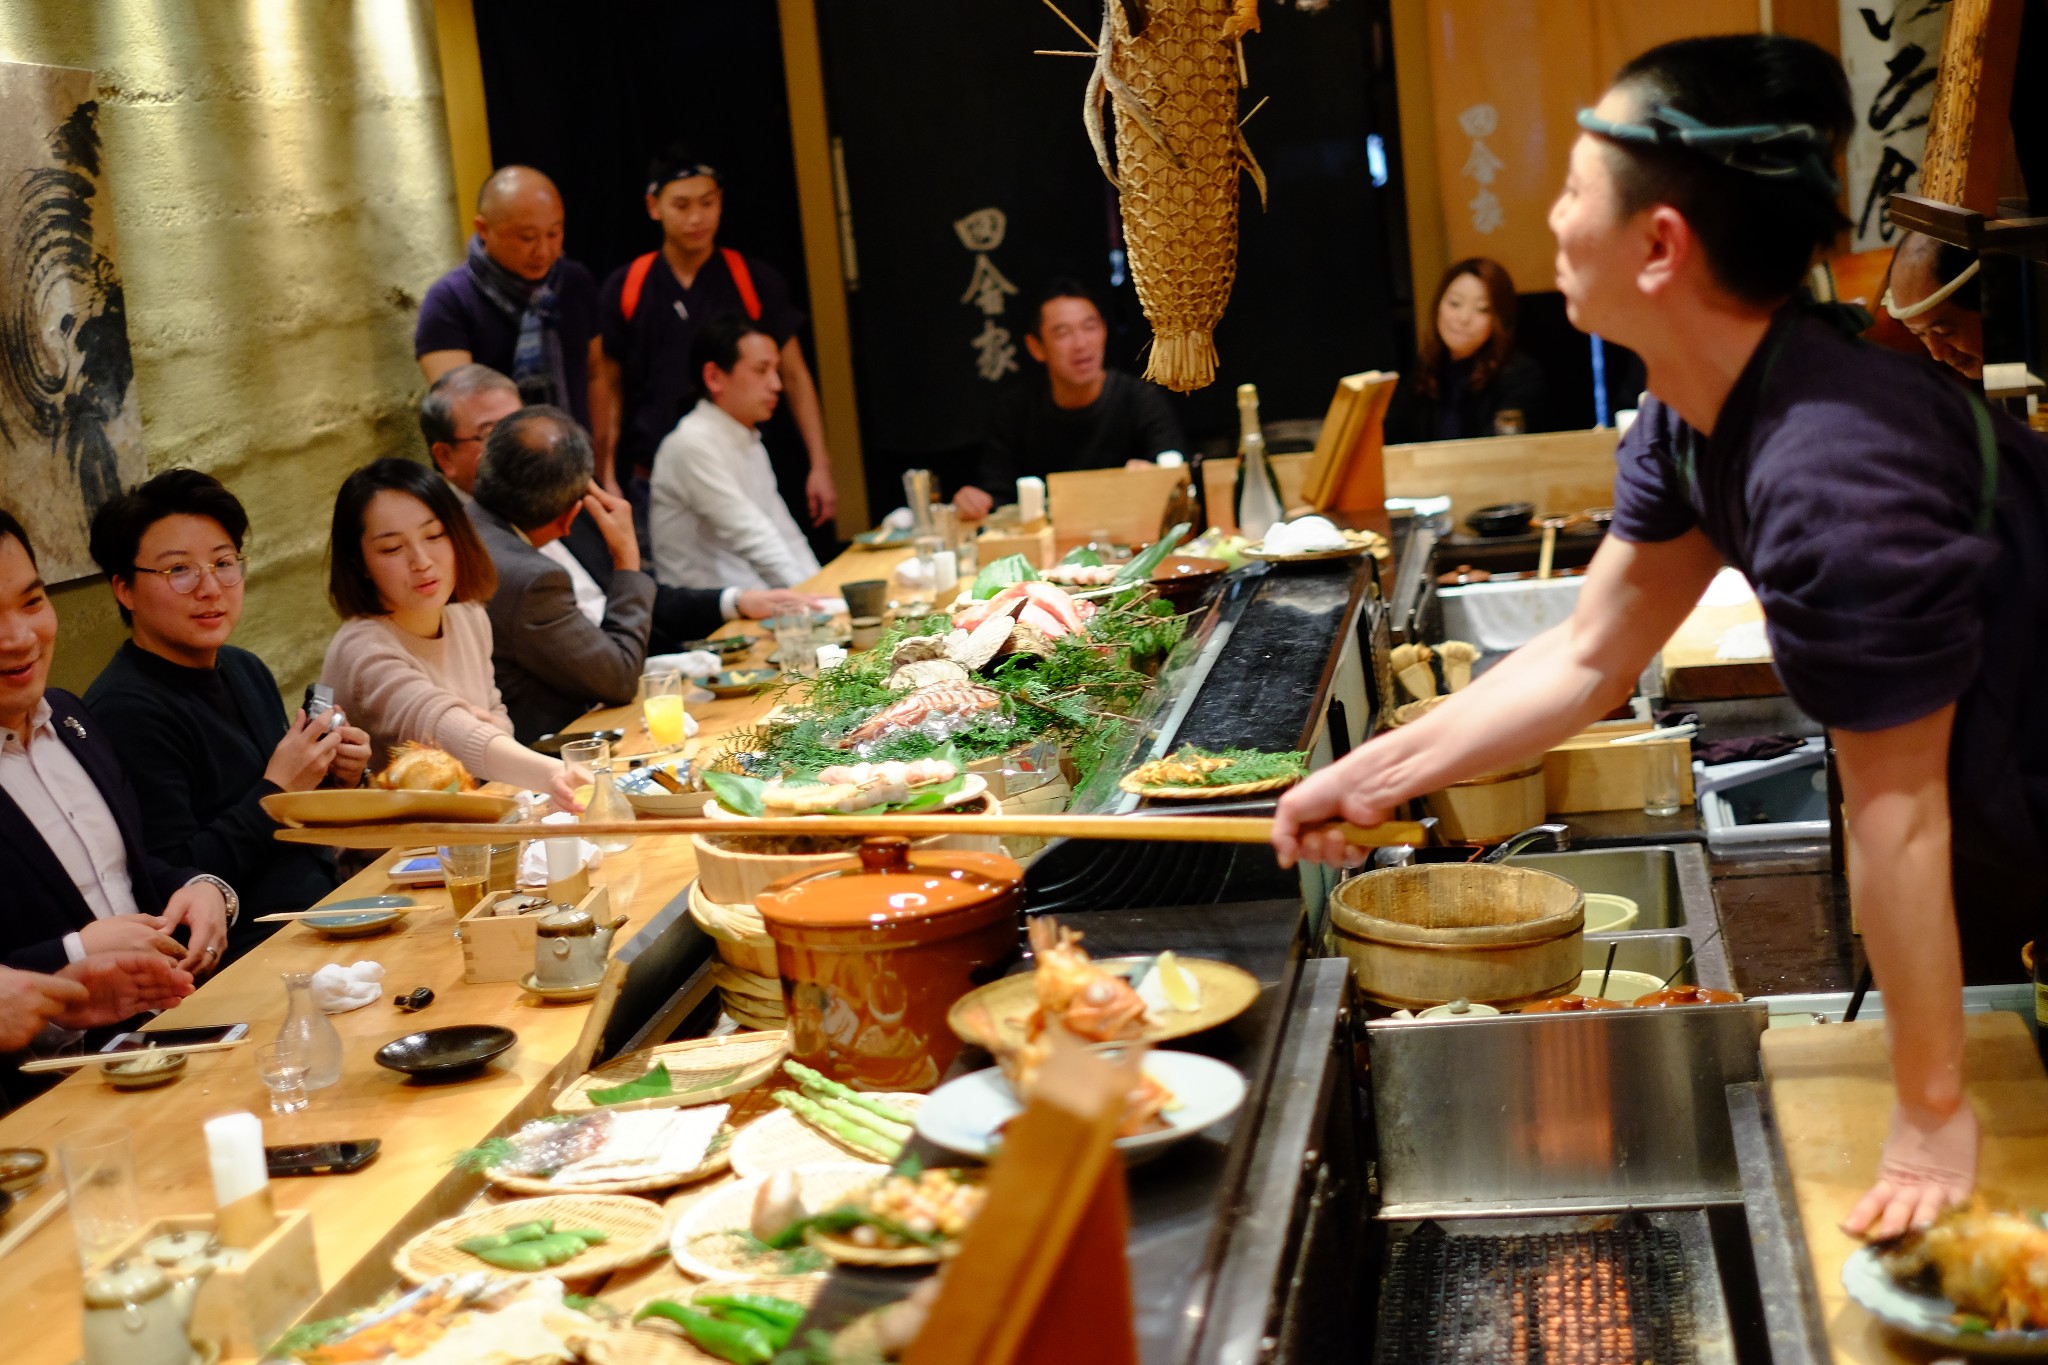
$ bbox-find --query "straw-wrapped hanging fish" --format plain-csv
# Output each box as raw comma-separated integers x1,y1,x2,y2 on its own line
1085,0,1266,393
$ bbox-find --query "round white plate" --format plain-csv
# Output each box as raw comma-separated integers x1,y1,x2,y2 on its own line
1842,1243,2048,1357
669,1162,879,1281
915,1049,1247,1164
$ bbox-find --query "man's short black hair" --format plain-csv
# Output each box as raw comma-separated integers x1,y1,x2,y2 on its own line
647,143,723,198
691,313,775,391
0,507,34,568
473,406,593,532
1599,35,1853,305
420,364,518,448
89,469,251,625
1030,277,1102,335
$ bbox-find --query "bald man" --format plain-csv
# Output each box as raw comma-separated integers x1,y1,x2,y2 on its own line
1882,231,1984,381
417,165,604,441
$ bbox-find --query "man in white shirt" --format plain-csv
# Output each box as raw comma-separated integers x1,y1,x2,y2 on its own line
650,315,823,591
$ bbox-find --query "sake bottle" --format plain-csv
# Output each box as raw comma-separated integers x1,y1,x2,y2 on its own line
1232,383,1283,541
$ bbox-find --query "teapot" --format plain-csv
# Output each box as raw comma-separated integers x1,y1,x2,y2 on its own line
533,907,626,989
81,1256,208,1365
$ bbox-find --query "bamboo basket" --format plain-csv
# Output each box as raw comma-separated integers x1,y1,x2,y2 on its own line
393,1194,666,1285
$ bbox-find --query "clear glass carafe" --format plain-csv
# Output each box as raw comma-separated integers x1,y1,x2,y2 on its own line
565,736,635,854
276,971,344,1090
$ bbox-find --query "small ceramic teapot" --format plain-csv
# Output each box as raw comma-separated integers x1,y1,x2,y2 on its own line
533,907,626,988
81,1256,207,1365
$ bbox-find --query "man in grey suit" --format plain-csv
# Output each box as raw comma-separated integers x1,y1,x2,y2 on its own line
470,406,655,743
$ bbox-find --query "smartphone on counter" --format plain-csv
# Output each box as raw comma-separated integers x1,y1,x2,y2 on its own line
99,1023,250,1054
265,1141,380,1177
388,850,446,886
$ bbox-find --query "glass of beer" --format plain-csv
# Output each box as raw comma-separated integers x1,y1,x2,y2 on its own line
642,664,686,752
438,843,491,921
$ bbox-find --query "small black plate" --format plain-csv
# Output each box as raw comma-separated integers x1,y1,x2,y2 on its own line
374,1024,516,1078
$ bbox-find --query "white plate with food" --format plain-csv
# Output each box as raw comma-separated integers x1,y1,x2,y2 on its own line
915,1048,1247,1164
705,772,987,820
1841,1208,2048,1357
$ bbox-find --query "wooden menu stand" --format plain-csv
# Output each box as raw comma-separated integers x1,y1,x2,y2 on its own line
905,1038,1140,1365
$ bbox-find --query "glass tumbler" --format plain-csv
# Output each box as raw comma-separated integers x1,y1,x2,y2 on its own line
256,1042,310,1115
1642,740,1686,818
58,1127,138,1272
641,665,686,751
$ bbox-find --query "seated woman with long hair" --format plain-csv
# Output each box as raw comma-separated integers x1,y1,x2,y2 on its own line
320,459,576,807
1385,257,1545,443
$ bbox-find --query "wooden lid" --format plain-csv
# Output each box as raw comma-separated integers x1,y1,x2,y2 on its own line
755,835,1021,929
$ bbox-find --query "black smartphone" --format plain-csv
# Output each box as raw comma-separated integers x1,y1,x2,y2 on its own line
100,1023,250,1054
265,1141,380,1177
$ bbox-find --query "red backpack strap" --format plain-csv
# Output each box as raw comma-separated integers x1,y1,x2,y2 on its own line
722,247,762,321
619,251,658,323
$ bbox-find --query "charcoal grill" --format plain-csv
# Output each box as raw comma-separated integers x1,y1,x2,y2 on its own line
1372,1211,1734,1365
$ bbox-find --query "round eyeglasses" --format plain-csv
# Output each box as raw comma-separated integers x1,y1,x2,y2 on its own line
131,555,246,594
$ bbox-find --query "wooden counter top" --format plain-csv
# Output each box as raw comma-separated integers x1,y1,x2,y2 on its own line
1762,1012,2048,1364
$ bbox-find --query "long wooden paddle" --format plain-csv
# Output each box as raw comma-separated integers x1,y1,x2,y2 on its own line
273,812,1427,851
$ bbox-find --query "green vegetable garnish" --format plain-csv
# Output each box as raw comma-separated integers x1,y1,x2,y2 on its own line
587,1060,676,1106
971,552,1039,599
1113,521,1191,584
705,770,768,818
1059,546,1105,567
637,1301,775,1364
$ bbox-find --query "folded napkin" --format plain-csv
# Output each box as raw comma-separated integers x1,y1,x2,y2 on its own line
311,961,384,1014
646,650,722,679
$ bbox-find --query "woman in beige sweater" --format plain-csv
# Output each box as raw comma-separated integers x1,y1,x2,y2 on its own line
320,459,576,806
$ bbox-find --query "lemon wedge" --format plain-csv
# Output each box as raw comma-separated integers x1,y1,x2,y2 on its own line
1156,951,1200,1012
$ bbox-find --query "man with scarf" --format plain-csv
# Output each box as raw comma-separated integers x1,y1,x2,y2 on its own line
417,165,601,435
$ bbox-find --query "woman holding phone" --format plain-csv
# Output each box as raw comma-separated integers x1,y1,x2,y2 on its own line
1274,34,2048,1241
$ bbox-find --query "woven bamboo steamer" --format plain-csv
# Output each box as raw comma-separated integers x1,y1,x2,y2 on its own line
1109,0,1249,393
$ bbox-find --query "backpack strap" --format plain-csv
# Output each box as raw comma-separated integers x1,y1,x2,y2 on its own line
619,251,658,323
722,247,762,321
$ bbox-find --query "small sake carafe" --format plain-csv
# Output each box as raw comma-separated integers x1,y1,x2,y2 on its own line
276,971,343,1090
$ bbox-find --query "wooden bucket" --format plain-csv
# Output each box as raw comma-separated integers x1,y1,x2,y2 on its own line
1329,863,1584,1009
1424,761,1546,843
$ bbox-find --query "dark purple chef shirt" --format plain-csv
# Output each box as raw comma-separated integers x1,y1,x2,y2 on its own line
414,258,601,428
1611,307,2048,979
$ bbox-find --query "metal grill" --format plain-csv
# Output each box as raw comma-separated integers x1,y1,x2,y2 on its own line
1373,1215,1699,1365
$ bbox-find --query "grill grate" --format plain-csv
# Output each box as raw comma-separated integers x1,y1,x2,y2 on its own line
1373,1217,1699,1365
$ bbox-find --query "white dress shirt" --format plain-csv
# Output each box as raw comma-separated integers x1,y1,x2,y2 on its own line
539,539,608,627
0,698,140,962
650,399,822,591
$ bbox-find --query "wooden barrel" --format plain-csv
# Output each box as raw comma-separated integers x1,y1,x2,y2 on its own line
1329,863,1584,1009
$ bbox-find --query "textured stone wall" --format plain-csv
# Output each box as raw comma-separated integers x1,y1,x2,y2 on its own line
0,0,460,697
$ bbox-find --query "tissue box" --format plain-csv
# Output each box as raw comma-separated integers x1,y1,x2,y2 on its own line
458,884,611,984
106,1210,319,1359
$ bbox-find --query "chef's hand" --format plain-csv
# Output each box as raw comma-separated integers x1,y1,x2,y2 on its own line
1271,749,1396,870
954,487,994,521
1840,1100,1978,1240
326,718,372,789
53,953,194,1027
159,880,232,976
78,914,185,961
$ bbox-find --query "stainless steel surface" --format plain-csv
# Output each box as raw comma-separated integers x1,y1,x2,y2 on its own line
1506,846,1703,932
1582,932,1700,987
1371,845,1416,869
1481,823,1571,862
1368,1003,1767,1218
1762,981,2036,1027
1726,1083,1830,1365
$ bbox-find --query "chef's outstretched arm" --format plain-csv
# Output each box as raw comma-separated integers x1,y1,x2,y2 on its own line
1272,529,1724,868
1834,705,1976,1239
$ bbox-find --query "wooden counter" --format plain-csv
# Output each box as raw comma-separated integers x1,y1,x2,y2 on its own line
0,542,912,1365
1762,1012,2048,1364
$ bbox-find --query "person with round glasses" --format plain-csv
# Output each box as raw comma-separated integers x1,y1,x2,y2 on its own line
85,469,370,959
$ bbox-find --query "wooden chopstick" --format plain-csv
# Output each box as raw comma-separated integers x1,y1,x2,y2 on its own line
18,1037,251,1075
272,812,1428,851
254,906,422,924
0,1188,67,1260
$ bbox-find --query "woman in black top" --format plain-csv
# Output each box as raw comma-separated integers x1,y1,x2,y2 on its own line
84,470,371,959
1384,257,1544,443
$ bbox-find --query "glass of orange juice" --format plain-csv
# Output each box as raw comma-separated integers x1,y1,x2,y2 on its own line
641,664,686,752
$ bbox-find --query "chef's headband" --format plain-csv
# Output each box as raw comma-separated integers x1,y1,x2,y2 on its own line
1881,256,1981,320
648,161,722,197
1576,104,1839,200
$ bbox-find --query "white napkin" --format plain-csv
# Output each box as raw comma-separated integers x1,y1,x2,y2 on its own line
519,811,602,887
646,650,722,679
881,506,916,531
310,961,383,1014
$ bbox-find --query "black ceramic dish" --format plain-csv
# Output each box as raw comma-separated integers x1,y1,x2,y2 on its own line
374,1024,516,1078
684,635,754,657
1466,501,1536,537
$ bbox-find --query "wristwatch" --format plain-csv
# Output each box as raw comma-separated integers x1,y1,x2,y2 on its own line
186,873,241,925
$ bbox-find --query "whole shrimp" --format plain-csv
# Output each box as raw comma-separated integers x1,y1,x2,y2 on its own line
1027,917,1150,1042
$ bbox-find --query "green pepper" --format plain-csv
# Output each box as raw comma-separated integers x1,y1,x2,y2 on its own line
693,1292,805,1334
697,1304,791,1347
470,1241,553,1272
555,1228,610,1245
528,1232,592,1265
634,1302,773,1364
457,1219,553,1254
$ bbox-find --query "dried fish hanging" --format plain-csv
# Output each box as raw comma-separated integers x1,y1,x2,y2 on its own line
1084,0,1267,393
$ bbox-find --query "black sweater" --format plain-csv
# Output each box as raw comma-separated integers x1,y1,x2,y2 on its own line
84,643,337,953
1383,350,1546,445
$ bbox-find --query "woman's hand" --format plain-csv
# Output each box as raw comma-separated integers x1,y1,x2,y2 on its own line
1271,748,1402,870
326,720,372,789
265,709,344,792
78,914,184,960
1841,1100,1979,1240
52,954,194,1028
547,768,586,815
158,881,232,975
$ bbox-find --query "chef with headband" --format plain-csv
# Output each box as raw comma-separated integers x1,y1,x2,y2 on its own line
1273,34,2048,1240
1883,230,1985,380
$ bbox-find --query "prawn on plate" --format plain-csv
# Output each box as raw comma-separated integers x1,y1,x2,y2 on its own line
1026,917,1150,1043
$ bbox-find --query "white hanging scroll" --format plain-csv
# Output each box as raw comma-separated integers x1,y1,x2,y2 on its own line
1839,0,1952,251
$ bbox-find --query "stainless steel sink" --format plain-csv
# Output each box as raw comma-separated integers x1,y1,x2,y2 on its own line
1504,846,1708,932
1581,931,1698,987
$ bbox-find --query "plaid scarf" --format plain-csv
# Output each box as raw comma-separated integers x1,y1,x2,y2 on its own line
464,235,568,409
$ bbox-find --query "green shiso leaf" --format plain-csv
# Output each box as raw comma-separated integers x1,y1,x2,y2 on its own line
705,770,766,818
588,1060,675,1107
972,552,1038,599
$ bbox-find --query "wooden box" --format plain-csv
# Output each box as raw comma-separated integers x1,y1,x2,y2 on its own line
458,884,610,984
977,519,1056,570
1543,722,1695,813
108,1209,319,1361
1424,761,1547,843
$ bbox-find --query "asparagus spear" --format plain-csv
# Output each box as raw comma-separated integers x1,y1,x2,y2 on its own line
782,1061,915,1127
772,1090,900,1161
814,1093,912,1145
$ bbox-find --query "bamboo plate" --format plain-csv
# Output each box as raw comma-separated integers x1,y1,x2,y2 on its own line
482,1121,737,1197
1118,773,1299,799
393,1193,666,1285
728,1095,923,1178
809,1229,949,1268
947,955,1262,1051
553,1031,790,1116
670,1164,880,1281
261,789,517,828
605,1279,824,1365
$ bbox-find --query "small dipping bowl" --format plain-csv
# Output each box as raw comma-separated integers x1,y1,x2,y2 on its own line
100,1049,189,1090
0,1147,47,1194
1581,893,1641,934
